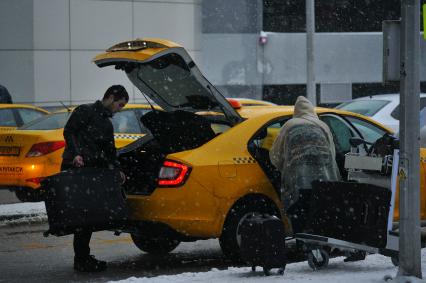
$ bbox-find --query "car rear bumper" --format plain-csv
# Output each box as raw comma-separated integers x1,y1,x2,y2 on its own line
126,182,222,238
0,160,58,189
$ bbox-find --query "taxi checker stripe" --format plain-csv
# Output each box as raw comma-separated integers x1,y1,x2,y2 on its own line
114,134,141,140
233,157,256,164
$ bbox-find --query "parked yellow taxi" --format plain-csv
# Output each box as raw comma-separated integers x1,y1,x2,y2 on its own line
0,104,49,132
93,38,426,261
0,104,155,201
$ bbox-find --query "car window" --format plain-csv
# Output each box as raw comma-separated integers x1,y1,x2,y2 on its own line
345,116,387,143
19,112,70,130
137,53,196,108
135,108,152,119
251,118,289,151
0,109,17,127
18,108,46,124
211,123,231,134
337,100,390,116
320,115,354,153
390,97,426,120
111,110,143,134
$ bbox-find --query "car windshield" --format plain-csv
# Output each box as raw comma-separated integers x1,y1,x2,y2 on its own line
19,112,71,130
336,100,390,116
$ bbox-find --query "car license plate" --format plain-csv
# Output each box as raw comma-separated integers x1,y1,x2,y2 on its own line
0,146,20,156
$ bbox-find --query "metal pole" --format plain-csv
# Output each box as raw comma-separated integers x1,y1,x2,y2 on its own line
399,0,422,278
306,0,316,105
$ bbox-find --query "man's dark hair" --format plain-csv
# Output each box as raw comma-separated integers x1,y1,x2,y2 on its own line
103,85,129,102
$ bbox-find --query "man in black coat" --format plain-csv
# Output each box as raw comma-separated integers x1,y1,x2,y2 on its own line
62,85,128,272
0,84,12,103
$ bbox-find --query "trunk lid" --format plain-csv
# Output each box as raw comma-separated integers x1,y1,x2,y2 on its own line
93,38,243,126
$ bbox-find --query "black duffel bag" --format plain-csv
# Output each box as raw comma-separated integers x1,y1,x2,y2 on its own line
42,168,128,236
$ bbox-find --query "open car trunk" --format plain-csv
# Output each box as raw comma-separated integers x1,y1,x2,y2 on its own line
118,109,219,195
93,39,244,195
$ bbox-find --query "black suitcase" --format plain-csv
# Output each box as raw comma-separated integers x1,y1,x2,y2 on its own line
42,168,128,236
309,180,391,248
239,214,287,275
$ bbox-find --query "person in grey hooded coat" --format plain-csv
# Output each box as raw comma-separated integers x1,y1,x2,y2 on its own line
269,96,341,232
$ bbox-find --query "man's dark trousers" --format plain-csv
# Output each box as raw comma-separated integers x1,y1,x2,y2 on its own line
60,162,91,259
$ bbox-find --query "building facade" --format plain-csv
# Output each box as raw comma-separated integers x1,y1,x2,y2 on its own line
0,0,201,106
0,0,425,106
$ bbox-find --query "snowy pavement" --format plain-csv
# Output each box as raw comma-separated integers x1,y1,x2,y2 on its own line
107,249,426,283
1,203,426,283
0,201,46,225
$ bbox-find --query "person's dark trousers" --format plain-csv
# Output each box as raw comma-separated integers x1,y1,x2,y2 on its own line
60,161,92,259
287,189,312,234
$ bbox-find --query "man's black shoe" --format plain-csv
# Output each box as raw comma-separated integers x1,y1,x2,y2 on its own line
74,255,107,272
344,251,367,262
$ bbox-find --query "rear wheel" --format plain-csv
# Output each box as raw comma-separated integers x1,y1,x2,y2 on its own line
219,197,279,262
14,188,44,202
131,233,180,255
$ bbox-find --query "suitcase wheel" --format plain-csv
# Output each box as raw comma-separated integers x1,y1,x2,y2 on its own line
262,267,285,276
307,248,329,270
263,267,271,276
391,255,399,267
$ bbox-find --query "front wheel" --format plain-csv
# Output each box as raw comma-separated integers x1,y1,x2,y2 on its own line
131,233,180,255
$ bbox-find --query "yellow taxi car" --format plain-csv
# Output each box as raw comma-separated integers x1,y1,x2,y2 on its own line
93,38,426,261
0,104,49,132
0,104,156,201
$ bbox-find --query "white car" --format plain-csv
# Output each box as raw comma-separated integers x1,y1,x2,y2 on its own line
336,93,426,132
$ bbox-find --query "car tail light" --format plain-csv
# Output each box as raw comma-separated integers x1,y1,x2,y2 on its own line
26,141,65,157
158,160,191,187
25,177,45,185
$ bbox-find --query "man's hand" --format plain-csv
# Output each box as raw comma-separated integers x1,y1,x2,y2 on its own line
119,171,126,184
73,155,84,167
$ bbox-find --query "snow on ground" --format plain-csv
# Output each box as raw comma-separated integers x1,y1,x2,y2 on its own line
0,201,45,216
109,250,426,283
0,202,46,226
1,203,426,283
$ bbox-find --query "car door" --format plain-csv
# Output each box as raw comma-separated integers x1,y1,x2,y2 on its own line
319,114,357,178
248,116,291,195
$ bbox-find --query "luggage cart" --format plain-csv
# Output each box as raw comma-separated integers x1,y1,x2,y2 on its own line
294,136,400,270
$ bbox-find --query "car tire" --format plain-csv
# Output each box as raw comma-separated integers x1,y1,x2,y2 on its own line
219,198,279,262
14,188,44,202
131,233,181,255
